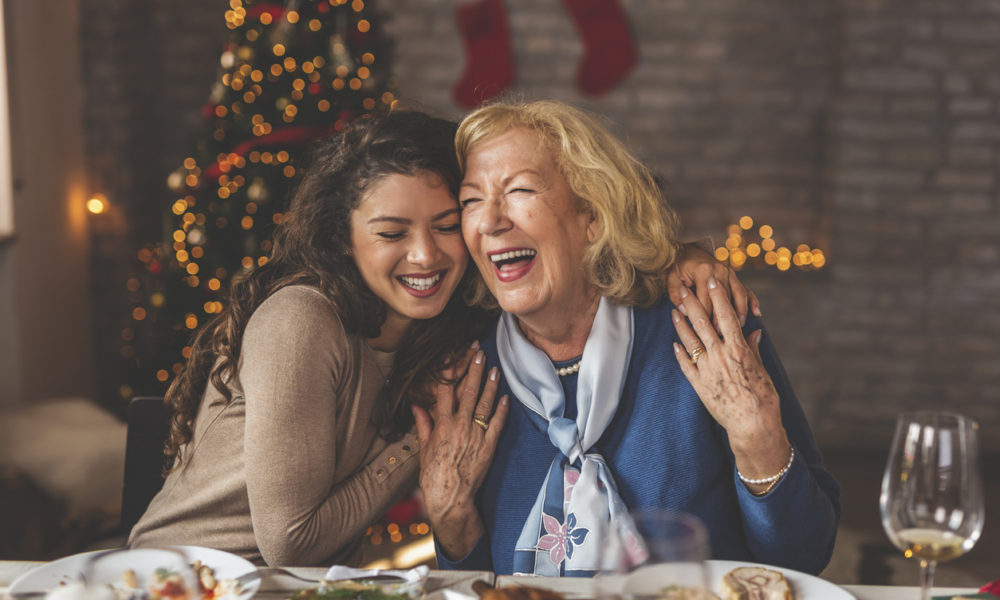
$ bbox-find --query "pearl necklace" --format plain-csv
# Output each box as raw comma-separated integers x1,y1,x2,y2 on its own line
556,360,582,377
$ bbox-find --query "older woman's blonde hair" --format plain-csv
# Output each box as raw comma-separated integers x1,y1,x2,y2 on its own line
456,99,682,308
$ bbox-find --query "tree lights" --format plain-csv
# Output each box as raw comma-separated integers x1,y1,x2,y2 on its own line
122,0,396,402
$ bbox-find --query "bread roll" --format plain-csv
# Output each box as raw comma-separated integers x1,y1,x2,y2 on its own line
720,566,792,600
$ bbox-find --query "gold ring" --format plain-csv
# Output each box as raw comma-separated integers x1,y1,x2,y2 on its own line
690,346,706,364
473,414,490,431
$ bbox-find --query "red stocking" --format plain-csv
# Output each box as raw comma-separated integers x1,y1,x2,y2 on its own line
561,0,638,96
453,0,515,108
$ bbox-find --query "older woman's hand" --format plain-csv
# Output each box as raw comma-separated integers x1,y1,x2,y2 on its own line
412,344,509,559
671,277,791,494
668,244,761,327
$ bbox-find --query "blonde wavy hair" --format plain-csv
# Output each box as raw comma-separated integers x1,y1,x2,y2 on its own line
456,99,682,308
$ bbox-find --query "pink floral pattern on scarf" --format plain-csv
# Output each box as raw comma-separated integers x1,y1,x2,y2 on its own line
537,511,589,566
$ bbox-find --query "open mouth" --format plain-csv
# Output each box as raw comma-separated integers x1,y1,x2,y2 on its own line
398,271,444,292
489,248,537,272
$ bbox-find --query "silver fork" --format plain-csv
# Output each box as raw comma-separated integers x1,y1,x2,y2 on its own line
235,567,322,587
234,568,404,588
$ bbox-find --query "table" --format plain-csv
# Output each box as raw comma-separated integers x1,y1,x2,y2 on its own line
0,561,979,600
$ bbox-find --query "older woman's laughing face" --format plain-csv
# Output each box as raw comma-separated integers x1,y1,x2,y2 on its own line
459,127,599,328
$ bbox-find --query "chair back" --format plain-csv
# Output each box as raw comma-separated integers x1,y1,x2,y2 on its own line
121,396,169,534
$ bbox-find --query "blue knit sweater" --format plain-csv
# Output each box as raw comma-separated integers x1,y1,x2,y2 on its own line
437,300,840,576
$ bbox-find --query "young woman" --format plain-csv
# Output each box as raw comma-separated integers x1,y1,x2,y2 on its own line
129,109,752,567
128,112,497,566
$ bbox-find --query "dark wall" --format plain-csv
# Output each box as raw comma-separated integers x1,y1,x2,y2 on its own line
81,0,225,413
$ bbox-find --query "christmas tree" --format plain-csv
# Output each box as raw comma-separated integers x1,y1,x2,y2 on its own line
121,0,397,401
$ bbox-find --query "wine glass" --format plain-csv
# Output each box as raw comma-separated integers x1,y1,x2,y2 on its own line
596,509,713,600
880,411,985,600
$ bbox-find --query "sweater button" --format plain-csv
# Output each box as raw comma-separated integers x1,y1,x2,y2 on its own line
376,468,386,477
402,445,411,452
388,456,397,465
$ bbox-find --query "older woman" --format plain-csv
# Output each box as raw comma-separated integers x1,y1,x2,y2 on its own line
414,100,840,576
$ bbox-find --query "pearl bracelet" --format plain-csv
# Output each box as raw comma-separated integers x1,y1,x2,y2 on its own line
738,445,795,486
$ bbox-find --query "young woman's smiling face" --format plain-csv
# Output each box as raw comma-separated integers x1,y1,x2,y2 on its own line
350,172,468,339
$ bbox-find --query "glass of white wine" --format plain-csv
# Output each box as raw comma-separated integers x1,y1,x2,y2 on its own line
880,411,985,600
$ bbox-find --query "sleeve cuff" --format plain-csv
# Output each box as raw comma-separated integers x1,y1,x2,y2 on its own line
370,433,419,483
734,444,799,500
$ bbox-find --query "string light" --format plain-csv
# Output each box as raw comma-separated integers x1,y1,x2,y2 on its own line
86,194,108,214
713,216,827,273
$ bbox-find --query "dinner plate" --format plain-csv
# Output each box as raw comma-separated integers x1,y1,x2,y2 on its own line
9,545,259,600
623,559,855,599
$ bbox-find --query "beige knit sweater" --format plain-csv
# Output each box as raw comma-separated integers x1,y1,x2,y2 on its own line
128,286,419,567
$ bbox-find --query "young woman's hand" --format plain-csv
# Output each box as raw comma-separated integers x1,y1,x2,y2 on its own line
667,244,761,326
671,278,790,495
412,343,509,559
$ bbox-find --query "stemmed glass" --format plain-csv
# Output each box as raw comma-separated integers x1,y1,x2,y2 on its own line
880,411,985,600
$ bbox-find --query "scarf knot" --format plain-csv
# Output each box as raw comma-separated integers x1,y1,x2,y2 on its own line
548,417,582,462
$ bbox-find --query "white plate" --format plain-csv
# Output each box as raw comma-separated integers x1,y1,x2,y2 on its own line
9,545,259,600
623,559,855,600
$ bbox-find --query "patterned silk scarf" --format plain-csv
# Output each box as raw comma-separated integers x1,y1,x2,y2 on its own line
498,297,647,576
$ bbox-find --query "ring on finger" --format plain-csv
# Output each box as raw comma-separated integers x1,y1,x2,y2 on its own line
690,346,706,364
473,414,490,431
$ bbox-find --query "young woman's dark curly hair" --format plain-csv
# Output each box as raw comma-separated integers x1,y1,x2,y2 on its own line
162,111,497,469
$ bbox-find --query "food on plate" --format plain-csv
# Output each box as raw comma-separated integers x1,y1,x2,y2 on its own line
189,561,242,599
479,586,566,600
113,561,241,600
658,584,721,600
720,566,792,600
288,580,417,600
42,561,243,600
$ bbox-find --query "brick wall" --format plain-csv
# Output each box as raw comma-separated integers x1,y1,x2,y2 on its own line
81,0,1000,449
822,0,1000,447
384,0,1000,451
80,0,226,415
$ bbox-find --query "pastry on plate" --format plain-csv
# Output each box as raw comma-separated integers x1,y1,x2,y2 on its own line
720,566,792,600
